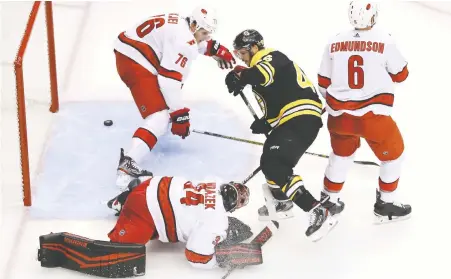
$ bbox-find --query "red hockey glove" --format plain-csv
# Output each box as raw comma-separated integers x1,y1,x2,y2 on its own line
170,108,190,139
206,40,236,69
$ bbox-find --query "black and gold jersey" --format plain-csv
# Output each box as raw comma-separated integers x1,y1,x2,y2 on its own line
240,48,323,129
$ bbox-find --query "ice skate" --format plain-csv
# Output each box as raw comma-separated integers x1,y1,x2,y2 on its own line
258,182,294,221
116,148,153,191
320,191,345,216
305,196,338,242
258,199,294,221
374,190,412,224
108,178,142,216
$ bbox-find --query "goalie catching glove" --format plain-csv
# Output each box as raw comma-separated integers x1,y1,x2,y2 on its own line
223,216,253,245
170,108,190,139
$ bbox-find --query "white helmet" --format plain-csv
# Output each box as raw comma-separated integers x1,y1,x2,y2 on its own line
189,6,218,33
348,1,379,29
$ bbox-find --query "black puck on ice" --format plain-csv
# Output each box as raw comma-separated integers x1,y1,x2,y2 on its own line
104,120,113,126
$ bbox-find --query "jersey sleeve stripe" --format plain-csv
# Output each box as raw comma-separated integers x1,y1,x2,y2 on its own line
118,32,160,71
157,176,179,243
159,66,183,82
255,64,270,86
185,249,214,264
326,92,394,111
132,128,157,151
318,74,332,89
389,64,409,83
258,63,274,87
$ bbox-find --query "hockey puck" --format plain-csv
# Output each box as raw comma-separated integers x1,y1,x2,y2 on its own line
104,120,113,126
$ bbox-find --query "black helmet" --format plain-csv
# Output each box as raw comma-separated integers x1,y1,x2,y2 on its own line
220,182,250,212
233,29,264,50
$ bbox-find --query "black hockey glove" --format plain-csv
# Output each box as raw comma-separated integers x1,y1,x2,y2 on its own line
225,71,245,96
250,118,272,135
223,217,253,245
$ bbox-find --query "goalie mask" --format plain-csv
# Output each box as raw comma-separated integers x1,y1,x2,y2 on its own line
220,182,250,212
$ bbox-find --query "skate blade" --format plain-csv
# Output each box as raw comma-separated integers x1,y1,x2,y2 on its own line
373,212,411,225
307,216,339,242
258,210,294,221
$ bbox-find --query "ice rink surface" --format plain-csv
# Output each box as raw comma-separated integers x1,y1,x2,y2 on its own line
1,1,451,279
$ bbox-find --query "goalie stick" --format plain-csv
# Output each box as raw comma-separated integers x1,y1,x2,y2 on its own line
221,221,280,279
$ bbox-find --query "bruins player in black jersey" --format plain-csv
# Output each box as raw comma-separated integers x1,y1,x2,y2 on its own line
225,29,342,241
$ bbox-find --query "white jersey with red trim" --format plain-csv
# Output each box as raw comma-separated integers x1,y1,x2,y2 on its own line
318,28,409,117
144,176,228,269
114,13,205,110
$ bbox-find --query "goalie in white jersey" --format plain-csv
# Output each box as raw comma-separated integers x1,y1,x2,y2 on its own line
317,1,411,223
107,176,264,269
113,6,236,190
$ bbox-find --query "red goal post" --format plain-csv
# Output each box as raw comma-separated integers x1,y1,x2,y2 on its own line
14,1,59,206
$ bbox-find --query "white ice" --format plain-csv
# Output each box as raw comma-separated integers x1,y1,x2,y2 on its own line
2,1,451,279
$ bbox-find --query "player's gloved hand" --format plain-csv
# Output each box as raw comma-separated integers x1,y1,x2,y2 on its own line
206,40,236,68
225,71,245,96
223,217,253,245
169,108,190,139
213,56,234,70
250,117,272,135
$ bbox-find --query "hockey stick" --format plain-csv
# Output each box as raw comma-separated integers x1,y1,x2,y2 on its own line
221,221,280,279
192,129,379,167
242,166,262,184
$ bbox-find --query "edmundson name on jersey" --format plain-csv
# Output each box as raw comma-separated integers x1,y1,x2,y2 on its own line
331,41,385,54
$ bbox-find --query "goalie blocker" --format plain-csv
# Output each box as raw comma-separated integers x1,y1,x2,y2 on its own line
38,232,146,278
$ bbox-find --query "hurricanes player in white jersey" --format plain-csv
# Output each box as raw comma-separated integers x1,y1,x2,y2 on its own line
107,176,263,269
317,1,411,223
113,6,236,189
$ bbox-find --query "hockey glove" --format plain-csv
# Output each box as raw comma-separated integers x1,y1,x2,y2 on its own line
170,108,190,139
223,217,253,246
225,71,246,96
250,117,272,134
206,40,236,68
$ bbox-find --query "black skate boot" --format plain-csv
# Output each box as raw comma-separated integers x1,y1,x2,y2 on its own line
305,196,338,242
258,182,294,221
320,191,345,216
374,190,412,224
116,148,153,190
108,178,142,216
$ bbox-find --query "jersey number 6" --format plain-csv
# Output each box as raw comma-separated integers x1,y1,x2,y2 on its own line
348,55,364,89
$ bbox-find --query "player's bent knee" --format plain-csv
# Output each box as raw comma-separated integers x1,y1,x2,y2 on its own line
38,232,146,277
260,156,291,186
143,110,170,138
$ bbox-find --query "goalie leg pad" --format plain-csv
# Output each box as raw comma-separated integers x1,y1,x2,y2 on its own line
215,242,262,269
38,232,146,278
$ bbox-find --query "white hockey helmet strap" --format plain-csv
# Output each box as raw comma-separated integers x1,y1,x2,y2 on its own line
190,6,218,34
348,1,379,29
